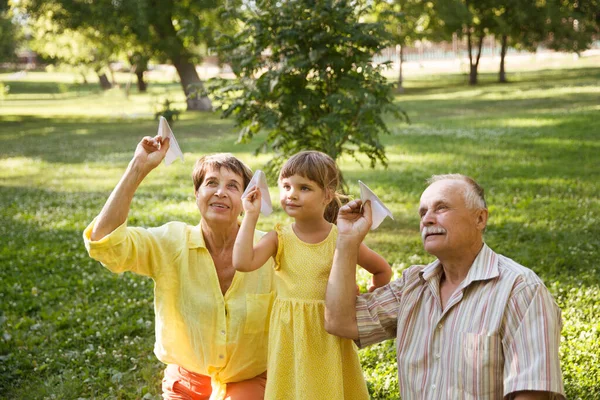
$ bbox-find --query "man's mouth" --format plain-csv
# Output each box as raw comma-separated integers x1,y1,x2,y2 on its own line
421,227,446,241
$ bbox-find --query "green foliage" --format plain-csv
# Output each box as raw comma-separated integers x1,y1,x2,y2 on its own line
1,63,599,398
207,0,405,177
20,0,224,110
0,4,19,63
154,99,181,125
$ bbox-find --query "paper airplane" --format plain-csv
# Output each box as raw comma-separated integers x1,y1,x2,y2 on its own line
242,170,273,216
157,116,184,165
359,180,394,230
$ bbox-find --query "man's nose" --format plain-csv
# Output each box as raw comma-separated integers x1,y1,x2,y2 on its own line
421,210,435,225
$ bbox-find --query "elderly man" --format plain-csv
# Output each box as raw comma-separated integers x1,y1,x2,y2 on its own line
325,174,565,399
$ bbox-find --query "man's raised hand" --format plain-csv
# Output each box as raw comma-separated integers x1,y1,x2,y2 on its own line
336,200,373,243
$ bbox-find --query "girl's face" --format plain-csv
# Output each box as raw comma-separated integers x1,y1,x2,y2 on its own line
279,174,330,221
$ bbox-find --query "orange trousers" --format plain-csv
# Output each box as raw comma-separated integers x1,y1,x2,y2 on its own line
162,364,267,400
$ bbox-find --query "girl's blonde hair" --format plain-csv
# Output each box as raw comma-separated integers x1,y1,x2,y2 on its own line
279,151,346,223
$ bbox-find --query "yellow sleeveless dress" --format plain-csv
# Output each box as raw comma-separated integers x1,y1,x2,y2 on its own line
264,224,370,400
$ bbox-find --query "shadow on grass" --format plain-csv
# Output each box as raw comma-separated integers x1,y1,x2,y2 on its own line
0,114,251,164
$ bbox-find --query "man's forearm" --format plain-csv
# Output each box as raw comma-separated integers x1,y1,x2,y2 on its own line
324,236,361,339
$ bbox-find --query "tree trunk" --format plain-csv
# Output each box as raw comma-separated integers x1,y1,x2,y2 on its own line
97,73,112,90
396,45,404,94
108,65,118,86
150,4,212,111
499,34,508,83
136,68,147,92
172,56,212,111
468,31,484,85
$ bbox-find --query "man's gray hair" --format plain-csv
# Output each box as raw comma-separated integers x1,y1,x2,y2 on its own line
427,174,487,210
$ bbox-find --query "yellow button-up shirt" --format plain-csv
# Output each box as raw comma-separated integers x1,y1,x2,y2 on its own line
83,219,274,399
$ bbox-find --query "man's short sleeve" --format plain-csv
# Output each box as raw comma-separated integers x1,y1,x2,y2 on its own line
355,275,404,348
502,283,565,399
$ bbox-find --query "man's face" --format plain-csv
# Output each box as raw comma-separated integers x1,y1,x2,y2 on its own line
418,180,486,259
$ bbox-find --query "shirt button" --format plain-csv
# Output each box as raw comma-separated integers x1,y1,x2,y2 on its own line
435,353,441,359
437,324,442,330
431,384,436,390
219,354,224,359
221,330,226,335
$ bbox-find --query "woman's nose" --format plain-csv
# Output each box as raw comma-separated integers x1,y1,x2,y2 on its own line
214,185,227,197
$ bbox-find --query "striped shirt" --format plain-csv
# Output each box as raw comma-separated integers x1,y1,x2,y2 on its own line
356,244,565,399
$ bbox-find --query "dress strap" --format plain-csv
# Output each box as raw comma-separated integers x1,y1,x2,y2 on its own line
273,223,286,271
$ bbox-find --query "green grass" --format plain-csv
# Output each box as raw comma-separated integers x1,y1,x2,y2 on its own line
1,60,599,399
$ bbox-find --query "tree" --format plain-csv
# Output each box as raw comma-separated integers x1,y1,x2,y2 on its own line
25,6,118,90
22,0,224,110
544,0,600,53
434,0,497,85
207,0,406,177
0,0,19,63
490,0,599,83
374,0,440,93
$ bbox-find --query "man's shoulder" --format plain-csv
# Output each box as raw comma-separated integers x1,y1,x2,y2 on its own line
492,248,546,289
396,264,429,286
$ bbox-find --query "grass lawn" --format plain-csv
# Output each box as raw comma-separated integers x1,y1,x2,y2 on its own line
1,60,599,399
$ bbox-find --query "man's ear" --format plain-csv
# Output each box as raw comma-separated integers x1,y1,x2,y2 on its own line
476,208,488,231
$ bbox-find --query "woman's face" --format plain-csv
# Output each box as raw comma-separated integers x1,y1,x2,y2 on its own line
195,167,245,226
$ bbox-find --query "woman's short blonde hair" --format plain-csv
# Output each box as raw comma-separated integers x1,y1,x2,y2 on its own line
192,153,253,191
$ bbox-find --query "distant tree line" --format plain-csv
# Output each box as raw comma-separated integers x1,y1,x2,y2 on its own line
2,0,597,102
1,0,597,173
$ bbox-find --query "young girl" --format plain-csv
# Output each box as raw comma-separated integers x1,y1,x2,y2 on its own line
233,151,392,400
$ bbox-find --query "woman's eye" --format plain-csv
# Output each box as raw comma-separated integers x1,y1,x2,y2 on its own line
228,183,239,190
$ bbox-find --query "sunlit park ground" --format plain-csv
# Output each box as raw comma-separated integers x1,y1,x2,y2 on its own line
1,55,599,399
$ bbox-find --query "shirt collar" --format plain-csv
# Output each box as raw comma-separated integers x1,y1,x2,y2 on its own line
187,224,206,249
419,243,499,285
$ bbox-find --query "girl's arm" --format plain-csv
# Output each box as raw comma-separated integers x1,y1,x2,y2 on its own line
233,186,277,272
357,243,392,292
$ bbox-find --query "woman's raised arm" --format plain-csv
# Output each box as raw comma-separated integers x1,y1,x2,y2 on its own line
90,135,170,241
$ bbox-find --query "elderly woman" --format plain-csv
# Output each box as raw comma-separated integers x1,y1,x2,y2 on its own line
83,135,273,400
